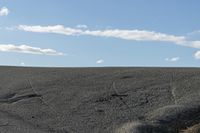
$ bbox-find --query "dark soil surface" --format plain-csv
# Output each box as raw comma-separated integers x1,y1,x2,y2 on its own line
0,67,199,133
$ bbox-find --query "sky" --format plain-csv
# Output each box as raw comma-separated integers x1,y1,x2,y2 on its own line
1,0,200,67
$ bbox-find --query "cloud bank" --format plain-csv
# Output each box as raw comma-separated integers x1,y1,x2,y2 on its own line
18,25,200,59
0,44,64,56
18,25,185,44
0,7,9,16
18,25,200,49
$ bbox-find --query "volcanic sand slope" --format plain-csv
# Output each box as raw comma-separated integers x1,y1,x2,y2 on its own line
0,67,199,133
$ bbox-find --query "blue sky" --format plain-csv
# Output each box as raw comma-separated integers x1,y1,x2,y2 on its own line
1,0,200,67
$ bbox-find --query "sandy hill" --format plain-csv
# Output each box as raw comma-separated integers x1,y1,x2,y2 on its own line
0,67,199,133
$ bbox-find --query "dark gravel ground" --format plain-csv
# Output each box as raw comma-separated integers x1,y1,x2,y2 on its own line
0,67,199,133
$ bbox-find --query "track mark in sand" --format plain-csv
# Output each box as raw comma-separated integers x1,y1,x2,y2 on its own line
111,93,128,97
27,79,71,132
0,93,41,104
0,93,16,100
95,81,129,104
27,79,59,115
97,80,131,130
111,81,132,114
95,91,128,103
171,86,177,104
120,75,133,79
170,73,177,104
0,123,14,127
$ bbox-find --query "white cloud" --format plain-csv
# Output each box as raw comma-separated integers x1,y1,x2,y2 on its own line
165,57,180,62
18,25,186,45
84,29,186,44
96,59,104,64
188,41,200,49
194,51,200,59
0,7,9,16
0,44,64,56
76,24,88,29
18,25,83,35
20,62,25,66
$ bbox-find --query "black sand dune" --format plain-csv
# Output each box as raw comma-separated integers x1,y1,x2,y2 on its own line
0,67,199,133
